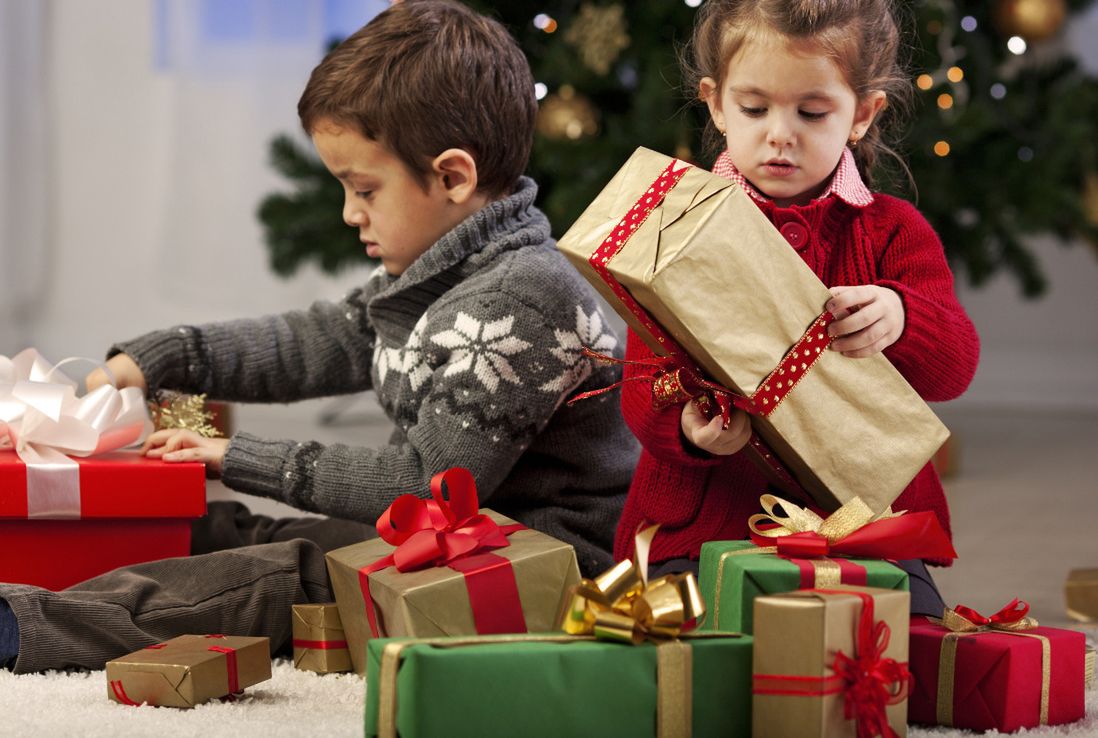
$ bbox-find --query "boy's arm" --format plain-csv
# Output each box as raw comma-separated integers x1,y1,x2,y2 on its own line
872,203,981,402
219,292,628,521
109,285,377,402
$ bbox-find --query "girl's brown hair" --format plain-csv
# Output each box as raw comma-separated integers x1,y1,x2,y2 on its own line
684,0,913,186
298,0,536,198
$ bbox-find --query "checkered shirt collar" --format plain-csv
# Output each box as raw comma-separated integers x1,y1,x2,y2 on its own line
709,147,874,208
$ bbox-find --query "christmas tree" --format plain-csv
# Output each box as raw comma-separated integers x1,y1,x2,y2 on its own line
258,0,1098,297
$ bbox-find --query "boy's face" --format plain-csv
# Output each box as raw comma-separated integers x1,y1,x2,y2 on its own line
311,119,468,276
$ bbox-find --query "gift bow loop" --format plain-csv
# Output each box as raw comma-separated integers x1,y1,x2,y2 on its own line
374,467,515,572
748,494,958,561
820,590,911,738
935,598,1039,633
559,524,706,644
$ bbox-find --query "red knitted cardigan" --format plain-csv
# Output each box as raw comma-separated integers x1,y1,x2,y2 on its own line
613,191,980,567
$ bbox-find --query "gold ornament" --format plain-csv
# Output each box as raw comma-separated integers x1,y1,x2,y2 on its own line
993,0,1067,41
150,392,222,438
536,85,599,140
564,3,630,76
1084,170,1098,257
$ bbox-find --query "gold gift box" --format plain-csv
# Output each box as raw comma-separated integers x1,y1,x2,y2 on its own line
557,147,948,514
105,634,271,708
1066,568,1098,622
292,603,353,674
752,586,910,737
326,511,580,675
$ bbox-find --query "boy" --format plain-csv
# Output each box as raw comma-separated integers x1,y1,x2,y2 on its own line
0,0,637,672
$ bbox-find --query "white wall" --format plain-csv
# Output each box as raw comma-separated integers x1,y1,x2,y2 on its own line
13,0,1098,415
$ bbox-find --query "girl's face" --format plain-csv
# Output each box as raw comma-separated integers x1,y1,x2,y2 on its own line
701,32,885,207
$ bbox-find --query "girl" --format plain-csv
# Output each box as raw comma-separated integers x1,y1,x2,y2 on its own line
615,0,979,616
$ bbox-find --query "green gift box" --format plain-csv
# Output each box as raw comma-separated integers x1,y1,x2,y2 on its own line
365,633,752,738
699,541,908,634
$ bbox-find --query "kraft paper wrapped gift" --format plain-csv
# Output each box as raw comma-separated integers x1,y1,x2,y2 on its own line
105,634,271,708
1066,568,1098,622
365,633,752,738
698,540,907,635
292,603,352,674
752,586,910,737
326,509,580,675
556,147,948,515
908,602,1087,732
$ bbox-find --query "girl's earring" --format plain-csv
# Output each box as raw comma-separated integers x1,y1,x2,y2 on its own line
848,136,859,149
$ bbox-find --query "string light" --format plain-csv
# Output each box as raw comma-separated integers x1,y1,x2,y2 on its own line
937,93,954,110
990,83,1007,99
1007,36,1027,54
534,82,548,100
947,66,964,83
533,13,557,33
916,74,934,90
684,0,703,6
1018,147,1034,162
934,141,951,157
960,16,977,32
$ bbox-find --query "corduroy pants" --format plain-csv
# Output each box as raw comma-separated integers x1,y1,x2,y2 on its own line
0,502,375,673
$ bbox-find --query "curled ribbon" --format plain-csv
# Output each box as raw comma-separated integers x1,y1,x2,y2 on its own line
932,598,1039,633
558,524,705,644
748,494,958,561
0,348,152,518
825,590,912,738
358,468,526,638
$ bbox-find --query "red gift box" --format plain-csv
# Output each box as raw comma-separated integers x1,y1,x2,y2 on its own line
0,449,206,590
909,613,1087,732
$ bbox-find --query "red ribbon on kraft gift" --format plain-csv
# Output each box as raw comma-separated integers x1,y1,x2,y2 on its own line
566,160,840,495
292,639,349,650
754,589,912,738
357,467,527,638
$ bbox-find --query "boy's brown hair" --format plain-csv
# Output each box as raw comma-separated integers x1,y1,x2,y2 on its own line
298,0,536,198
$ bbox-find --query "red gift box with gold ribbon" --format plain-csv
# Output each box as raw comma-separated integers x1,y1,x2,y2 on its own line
908,600,1087,732
325,468,581,674
0,450,206,590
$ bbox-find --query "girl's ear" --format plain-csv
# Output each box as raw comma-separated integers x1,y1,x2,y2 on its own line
431,148,480,204
851,90,887,143
699,77,727,135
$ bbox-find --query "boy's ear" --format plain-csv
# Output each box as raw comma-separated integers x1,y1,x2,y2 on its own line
431,149,479,204
699,77,726,134
851,90,887,143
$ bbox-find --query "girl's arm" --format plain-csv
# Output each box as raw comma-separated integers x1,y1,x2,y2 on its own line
872,202,981,401
108,284,378,403
620,329,725,467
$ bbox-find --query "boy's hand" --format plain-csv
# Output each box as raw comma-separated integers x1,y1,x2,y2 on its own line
85,354,148,394
826,285,905,358
143,429,230,476
680,400,751,456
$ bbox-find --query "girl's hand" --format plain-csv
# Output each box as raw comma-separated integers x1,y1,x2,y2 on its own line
680,401,751,456
826,285,905,358
143,429,230,476
86,353,148,394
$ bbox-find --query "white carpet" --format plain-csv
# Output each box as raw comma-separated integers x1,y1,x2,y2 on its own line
0,657,1094,737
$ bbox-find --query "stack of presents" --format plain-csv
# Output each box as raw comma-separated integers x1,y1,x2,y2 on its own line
2,148,1095,733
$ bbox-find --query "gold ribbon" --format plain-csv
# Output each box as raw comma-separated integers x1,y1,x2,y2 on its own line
747,494,898,543
558,524,705,644
930,606,1050,726
374,633,719,738
1086,648,1095,689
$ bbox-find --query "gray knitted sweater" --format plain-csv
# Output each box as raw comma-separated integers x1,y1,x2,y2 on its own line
111,177,638,575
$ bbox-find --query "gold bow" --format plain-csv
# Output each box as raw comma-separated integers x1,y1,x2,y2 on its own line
931,601,1039,633
559,524,705,644
747,494,899,543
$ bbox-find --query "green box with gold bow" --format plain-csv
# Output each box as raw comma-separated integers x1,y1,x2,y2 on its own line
698,540,908,635
364,632,752,738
